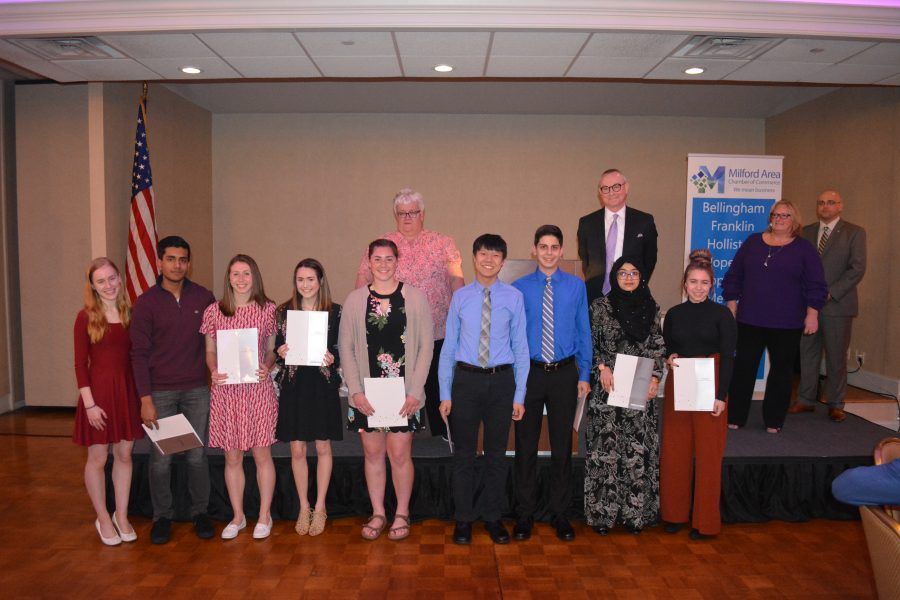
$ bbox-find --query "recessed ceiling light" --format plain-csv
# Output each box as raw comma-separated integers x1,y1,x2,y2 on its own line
433,64,453,73
180,66,202,74
684,67,705,75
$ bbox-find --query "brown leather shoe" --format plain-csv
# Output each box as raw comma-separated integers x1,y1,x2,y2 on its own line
787,403,815,414
829,407,846,422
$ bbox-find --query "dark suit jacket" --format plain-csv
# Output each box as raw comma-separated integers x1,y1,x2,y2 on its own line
802,219,866,317
577,205,658,303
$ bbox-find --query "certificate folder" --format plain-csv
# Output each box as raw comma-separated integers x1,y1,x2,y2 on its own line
285,310,329,366
606,353,654,411
363,377,408,428
673,357,716,412
142,414,203,455
217,328,259,384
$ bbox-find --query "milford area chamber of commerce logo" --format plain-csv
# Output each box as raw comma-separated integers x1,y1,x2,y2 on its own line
691,165,726,193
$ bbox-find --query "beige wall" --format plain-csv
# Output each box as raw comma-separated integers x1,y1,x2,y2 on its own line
212,113,765,312
766,87,900,379
16,83,212,406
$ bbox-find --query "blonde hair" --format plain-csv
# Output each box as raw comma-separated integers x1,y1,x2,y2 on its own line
83,257,130,343
768,199,803,237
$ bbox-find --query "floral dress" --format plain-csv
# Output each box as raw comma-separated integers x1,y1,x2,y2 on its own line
347,282,423,433
583,296,666,530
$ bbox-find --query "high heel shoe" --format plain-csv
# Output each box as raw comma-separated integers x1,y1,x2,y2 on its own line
95,519,122,546
112,511,137,542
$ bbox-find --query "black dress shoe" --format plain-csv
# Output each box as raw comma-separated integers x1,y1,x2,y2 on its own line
485,520,510,544
453,521,472,545
553,517,575,541
513,517,533,541
592,525,609,536
689,528,715,541
150,517,172,545
663,522,685,534
624,523,642,535
192,513,215,539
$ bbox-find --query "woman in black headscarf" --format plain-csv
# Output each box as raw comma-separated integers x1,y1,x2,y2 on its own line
584,256,666,535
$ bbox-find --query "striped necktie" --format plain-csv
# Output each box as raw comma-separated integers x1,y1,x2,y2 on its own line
818,225,830,256
478,288,491,367
541,276,554,363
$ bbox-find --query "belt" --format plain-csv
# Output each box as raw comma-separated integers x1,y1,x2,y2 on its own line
531,356,575,372
456,362,512,374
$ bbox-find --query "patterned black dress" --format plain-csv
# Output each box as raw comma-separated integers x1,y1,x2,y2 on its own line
347,282,423,433
583,296,666,530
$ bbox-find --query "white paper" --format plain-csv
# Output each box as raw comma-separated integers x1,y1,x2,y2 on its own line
364,377,409,428
141,414,202,455
217,328,259,384
673,358,717,412
606,353,654,411
285,310,329,366
573,391,588,432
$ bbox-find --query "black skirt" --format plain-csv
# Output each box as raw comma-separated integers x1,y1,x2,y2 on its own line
276,366,343,442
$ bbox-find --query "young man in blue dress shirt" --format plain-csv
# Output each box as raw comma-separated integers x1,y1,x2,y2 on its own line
511,225,592,542
439,234,530,545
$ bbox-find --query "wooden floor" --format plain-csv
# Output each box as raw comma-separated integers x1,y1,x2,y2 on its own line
0,407,880,599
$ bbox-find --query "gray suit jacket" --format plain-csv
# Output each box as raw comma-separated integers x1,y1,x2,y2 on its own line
802,219,866,317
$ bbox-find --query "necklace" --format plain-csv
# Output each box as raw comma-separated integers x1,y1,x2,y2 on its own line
763,244,785,267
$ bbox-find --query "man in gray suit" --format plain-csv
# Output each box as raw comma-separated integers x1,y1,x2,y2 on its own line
790,190,867,422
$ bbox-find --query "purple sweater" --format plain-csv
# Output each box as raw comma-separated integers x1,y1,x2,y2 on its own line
130,279,216,397
722,233,827,329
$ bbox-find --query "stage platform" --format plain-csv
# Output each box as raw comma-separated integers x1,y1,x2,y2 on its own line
119,399,892,527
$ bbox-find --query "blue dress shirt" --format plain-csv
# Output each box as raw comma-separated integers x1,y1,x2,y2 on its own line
438,279,530,404
512,267,592,383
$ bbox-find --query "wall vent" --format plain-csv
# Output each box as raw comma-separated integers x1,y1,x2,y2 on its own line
672,35,782,60
9,37,124,60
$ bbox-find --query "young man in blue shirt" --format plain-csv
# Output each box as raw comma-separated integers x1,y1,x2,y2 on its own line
511,225,592,541
439,234,530,545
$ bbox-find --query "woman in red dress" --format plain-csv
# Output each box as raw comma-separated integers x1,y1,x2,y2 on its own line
72,257,144,546
201,254,278,541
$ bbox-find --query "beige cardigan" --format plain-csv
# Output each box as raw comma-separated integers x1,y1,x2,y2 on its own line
338,283,434,408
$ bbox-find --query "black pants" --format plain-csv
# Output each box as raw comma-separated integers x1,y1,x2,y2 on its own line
728,323,802,429
514,360,578,520
423,339,447,437
450,367,515,523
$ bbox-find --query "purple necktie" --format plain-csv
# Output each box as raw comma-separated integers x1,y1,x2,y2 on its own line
602,213,618,295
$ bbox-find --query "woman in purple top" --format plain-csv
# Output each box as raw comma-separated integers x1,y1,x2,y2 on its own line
722,200,827,432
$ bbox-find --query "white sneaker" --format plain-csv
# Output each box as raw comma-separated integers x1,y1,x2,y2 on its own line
221,517,246,540
252,517,273,539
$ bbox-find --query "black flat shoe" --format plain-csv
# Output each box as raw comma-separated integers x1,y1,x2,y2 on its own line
689,528,715,541
453,521,472,545
513,517,533,541
663,522,685,534
592,525,609,536
625,524,642,535
554,517,575,542
150,517,172,545
485,520,510,544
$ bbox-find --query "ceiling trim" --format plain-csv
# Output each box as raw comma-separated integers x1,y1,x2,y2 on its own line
1,1,899,39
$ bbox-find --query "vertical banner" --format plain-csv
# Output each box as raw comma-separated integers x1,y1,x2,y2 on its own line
685,154,783,387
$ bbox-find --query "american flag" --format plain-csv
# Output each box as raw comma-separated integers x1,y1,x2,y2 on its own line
125,98,159,303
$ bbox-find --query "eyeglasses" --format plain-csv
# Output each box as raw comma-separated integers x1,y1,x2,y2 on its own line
616,270,640,280
396,210,421,219
816,200,841,206
599,183,624,195
771,213,793,220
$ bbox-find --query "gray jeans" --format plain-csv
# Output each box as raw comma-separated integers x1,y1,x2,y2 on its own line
149,386,210,520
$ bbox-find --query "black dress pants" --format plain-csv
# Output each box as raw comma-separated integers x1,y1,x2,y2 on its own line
514,360,578,520
450,367,515,523
728,323,802,429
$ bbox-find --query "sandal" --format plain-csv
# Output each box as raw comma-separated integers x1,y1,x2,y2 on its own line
388,514,411,541
295,506,311,536
309,511,327,536
361,514,386,541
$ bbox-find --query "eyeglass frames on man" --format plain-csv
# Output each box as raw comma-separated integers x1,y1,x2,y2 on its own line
599,183,624,195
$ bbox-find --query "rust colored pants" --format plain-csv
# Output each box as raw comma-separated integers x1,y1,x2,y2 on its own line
660,356,728,535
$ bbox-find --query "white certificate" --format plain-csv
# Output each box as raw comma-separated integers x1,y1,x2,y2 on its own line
606,353,654,411
141,414,203,455
364,377,408,428
217,328,259,384
285,310,329,366
673,358,717,411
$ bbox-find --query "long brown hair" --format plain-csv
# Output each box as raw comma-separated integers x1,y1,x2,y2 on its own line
83,257,130,343
279,258,333,312
219,254,271,316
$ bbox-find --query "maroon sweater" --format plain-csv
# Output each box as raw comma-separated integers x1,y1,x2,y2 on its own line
130,279,216,397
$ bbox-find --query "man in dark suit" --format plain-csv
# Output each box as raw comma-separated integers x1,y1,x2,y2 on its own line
577,169,658,304
790,190,867,422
